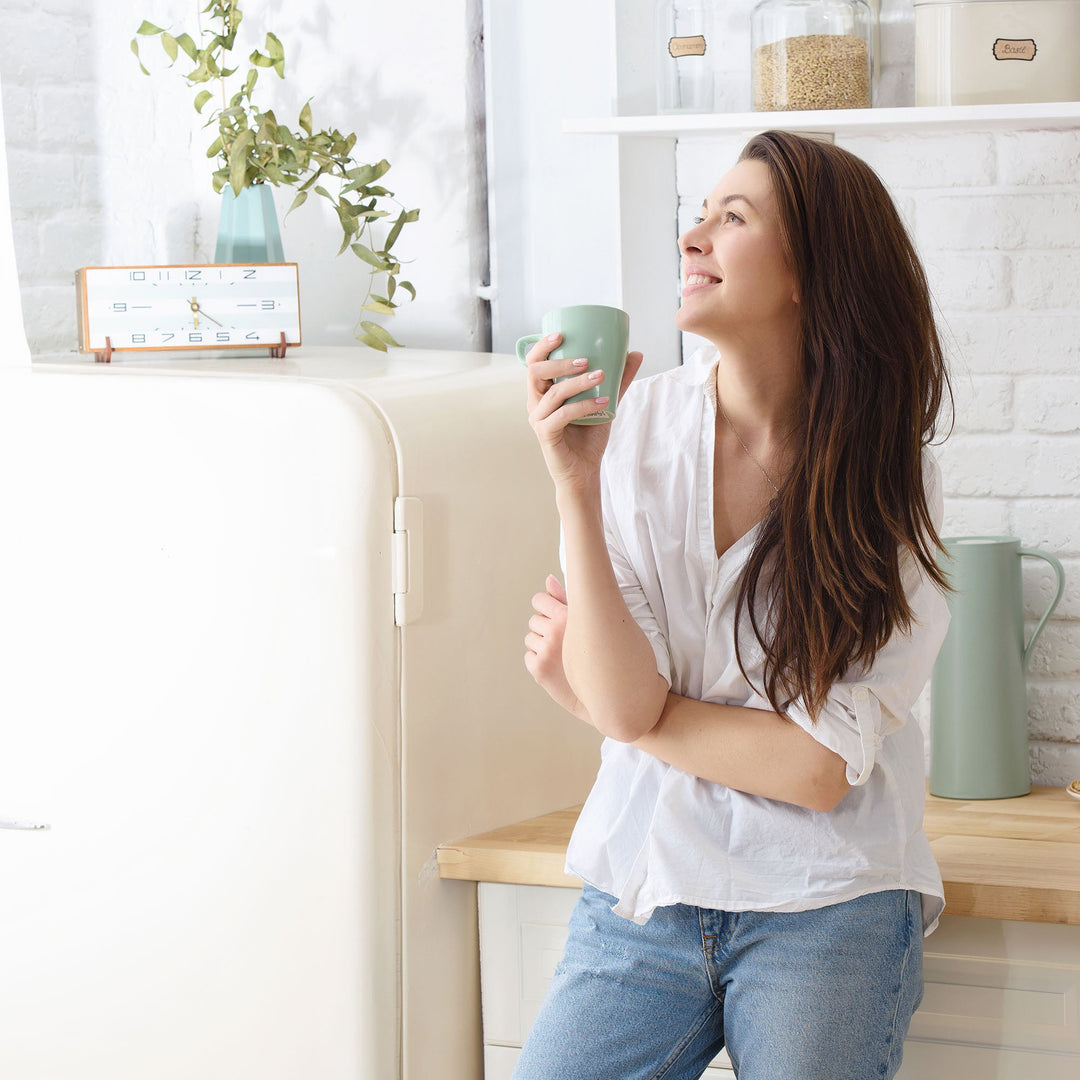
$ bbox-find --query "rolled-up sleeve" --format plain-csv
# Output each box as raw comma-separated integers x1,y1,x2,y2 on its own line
606,527,673,688
785,455,951,786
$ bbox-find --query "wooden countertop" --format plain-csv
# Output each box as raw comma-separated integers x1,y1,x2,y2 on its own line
437,785,1080,926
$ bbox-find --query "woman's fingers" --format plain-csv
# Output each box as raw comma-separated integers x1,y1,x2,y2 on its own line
617,351,644,403
530,366,606,418
545,574,568,604
529,383,610,436
524,333,584,397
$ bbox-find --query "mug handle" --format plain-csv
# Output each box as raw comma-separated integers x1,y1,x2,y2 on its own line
515,334,543,364
1019,548,1066,671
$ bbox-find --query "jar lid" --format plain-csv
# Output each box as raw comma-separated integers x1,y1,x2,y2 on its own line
914,0,1065,5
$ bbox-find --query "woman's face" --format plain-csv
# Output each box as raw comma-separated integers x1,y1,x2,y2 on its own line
675,158,799,346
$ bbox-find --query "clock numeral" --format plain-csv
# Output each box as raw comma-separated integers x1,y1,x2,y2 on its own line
185,270,202,280
129,271,146,281
188,333,203,343
261,300,276,310
161,332,175,343
245,331,260,340
216,331,230,343
243,269,256,279
112,302,127,312
131,334,146,344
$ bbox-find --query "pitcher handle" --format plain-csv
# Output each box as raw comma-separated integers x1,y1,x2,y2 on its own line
1018,548,1066,671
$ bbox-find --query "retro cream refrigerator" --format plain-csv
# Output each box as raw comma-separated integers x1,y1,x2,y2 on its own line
0,103,599,1080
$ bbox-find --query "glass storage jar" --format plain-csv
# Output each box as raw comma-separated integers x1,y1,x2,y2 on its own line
751,0,873,111
656,1,717,113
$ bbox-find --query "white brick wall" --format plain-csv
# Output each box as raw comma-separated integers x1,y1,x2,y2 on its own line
678,128,1080,786
0,0,97,354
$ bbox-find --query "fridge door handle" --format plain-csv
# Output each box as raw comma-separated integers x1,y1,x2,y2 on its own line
393,496,424,626
0,819,50,831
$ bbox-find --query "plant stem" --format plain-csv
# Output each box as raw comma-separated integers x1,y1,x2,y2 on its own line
219,9,227,111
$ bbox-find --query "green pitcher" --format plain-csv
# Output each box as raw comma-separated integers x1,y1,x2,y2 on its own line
930,536,1065,799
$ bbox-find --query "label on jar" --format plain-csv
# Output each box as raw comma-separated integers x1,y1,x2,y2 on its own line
668,35,707,58
992,38,1037,61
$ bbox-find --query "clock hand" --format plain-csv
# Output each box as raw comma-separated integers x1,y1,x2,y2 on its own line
189,296,223,328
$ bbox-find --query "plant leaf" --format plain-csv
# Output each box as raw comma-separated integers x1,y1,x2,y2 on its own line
135,20,164,35
229,160,247,197
357,332,389,353
161,32,178,62
397,280,416,300
130,39,151,76
175,32,197,60
299,101,312,137
206,134,223,158
265,32,284,62
362,300,397,315
350,243,385,269
361,321,403,349
285,189,308,217
195,89,214,113
384,210,407,252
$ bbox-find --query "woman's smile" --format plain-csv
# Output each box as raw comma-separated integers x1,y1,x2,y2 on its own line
682,267,722,297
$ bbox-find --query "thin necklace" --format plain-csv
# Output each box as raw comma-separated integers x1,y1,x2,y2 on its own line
717,398,782,497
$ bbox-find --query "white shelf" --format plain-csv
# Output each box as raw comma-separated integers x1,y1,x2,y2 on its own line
564,100,1080,137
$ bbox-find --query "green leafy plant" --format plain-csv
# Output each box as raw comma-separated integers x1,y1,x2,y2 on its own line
132,0,418,350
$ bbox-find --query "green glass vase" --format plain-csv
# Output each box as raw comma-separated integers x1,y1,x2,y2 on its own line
214,183,284,263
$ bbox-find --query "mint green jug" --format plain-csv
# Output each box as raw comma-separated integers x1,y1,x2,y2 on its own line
930,536,1065,799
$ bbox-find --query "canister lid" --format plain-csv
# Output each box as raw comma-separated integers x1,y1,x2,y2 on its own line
914,0,1066,5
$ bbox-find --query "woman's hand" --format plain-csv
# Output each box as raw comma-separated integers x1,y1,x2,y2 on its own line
524,574,589,724
524,333,643,494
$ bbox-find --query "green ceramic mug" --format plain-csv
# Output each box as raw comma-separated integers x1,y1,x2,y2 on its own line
516,305,630,425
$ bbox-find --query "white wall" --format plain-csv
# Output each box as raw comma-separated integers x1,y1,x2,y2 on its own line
1,0,488,355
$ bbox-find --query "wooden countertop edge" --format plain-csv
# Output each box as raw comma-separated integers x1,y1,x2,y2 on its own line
437,786,1080,924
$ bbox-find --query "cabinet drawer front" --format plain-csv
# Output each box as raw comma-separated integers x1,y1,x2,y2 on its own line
908,915,1080,1057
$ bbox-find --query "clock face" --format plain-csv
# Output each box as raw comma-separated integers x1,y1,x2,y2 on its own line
76,263,302,353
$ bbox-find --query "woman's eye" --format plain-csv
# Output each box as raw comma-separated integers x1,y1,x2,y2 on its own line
693,216,705,225
725,211,742,224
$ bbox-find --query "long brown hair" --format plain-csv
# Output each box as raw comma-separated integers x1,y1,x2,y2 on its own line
734,130,952,720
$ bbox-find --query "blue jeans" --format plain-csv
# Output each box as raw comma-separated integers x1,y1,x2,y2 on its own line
511,885,924,1080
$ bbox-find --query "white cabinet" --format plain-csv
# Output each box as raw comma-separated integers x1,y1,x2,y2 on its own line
478,882,1080,1079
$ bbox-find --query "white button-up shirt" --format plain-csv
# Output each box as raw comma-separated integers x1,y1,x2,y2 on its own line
565,347,949,934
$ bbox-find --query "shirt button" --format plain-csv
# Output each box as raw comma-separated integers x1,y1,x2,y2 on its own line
854,688,869,703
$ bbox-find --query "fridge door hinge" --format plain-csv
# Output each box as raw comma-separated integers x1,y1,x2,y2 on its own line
392,496,423,626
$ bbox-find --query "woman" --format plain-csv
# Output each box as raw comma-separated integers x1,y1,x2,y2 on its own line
518,130,953,1080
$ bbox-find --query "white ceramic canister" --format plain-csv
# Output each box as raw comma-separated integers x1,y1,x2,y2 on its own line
915,0,1080,105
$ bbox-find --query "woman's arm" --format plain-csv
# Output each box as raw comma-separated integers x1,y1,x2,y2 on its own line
524,337,668,742
526,577,849,810
633,695,851,812
556,484,669,740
